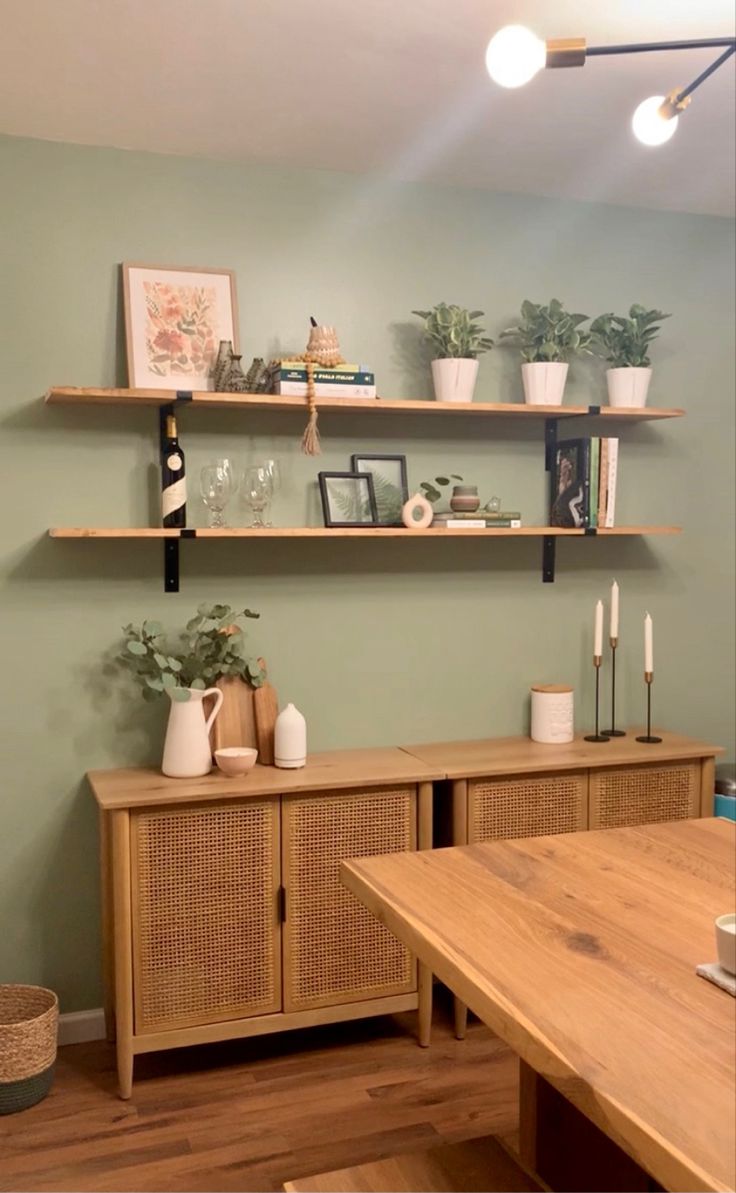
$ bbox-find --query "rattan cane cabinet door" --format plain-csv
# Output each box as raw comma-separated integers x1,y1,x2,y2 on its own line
131,799,281,1033
589,760,701,828
282,786,417,1012
468,770,587,843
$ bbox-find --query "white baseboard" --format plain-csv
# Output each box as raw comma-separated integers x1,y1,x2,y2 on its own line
58,1008,106,1046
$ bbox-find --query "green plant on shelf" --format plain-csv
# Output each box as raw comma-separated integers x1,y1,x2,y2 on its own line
412,303,494,359
590,304,671,368
419,474,464,503
119,603,263,700
499,299,591,362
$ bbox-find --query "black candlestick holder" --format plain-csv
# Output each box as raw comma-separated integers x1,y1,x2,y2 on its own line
585,656,610,742
603,636,626,737
636,672,662,743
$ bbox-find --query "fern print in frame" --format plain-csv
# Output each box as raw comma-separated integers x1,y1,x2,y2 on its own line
318,472,378,528
351,455,408,526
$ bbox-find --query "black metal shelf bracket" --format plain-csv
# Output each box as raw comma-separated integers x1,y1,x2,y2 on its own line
164,538,179,593
543,418,558,582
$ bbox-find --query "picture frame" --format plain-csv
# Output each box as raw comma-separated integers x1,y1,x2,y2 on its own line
351,454,408,525
318,472,378,528
122,262,239,391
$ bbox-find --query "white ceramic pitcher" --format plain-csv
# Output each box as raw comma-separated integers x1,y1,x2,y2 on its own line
161,687,224,778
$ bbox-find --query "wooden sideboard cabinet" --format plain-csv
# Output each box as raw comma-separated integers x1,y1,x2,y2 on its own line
89,749,439,1098
401,730,723,1039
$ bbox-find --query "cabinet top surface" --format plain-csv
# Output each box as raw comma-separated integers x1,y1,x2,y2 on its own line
88,746,444,809
401,731,724,778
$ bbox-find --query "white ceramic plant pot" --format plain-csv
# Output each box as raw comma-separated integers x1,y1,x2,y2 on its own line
606,367,652,408
521,362,569,406
161,687,224,778
431,358,479,403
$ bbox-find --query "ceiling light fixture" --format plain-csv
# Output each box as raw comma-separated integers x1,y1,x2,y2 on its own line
484,28,736,146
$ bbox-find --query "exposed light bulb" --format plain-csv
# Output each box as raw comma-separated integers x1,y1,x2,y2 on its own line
632,95,679,146
485,25,546,88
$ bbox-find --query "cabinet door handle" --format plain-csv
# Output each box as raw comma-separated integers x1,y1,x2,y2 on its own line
277,885,287,923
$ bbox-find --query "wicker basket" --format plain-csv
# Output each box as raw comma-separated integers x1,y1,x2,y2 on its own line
0,985,58,1114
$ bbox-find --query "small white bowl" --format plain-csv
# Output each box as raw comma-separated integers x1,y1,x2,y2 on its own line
715,913,736,975
215,747,258,777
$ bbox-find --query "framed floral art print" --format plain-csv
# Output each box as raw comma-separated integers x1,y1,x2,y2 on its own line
122,263,239,390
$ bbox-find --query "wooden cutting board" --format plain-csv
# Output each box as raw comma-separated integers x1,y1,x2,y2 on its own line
207,677,258,754
254,658,279,766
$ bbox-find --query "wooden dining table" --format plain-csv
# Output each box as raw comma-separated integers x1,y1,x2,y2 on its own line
341,818,736,1193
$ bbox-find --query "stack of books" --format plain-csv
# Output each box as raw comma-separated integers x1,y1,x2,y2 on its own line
273,361,376,399
550,438,619,529
432,510,522,529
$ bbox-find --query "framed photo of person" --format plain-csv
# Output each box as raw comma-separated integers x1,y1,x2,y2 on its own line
350,454,408,525
122,263,239,391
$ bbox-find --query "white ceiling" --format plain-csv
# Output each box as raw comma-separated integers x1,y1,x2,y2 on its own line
1,0,734,216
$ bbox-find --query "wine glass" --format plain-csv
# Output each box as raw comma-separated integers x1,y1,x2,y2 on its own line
214,458,239,496
242,465,273,529
200,464,233,528
256,458,281,526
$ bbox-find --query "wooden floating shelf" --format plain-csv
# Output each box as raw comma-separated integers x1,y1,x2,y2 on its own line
49,526,682,539
44,387,684,421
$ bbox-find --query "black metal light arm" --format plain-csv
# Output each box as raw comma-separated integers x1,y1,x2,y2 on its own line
586,37,735,57
675,43,736,103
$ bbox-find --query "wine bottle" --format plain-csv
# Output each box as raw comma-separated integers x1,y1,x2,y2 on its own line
161,413,186,528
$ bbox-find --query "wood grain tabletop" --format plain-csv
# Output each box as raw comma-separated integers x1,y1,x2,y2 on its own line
342,819,736,1193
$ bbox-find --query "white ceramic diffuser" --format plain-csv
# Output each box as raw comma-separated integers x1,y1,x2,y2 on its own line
274,703,307,769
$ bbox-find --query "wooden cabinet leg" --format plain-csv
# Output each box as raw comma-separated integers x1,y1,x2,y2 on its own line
111,810,134,1100
418,963,432,1047
99,811,116,1043
454,997,468,1040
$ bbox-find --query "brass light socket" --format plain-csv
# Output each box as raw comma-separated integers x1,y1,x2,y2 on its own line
644,671,654,684
546,37,587,68
658,86,692,120
594,655,602,668
609,637,618,649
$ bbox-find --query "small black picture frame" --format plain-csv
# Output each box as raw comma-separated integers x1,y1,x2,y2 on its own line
350,454,408,526
318,471,378,528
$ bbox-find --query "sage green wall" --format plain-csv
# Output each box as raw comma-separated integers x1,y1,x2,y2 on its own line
1,134,734,1012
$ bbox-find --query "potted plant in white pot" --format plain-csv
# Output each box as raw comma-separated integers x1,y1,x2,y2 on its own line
119,603,264,777
412,303,494,403
500,299,591,406
590,304,670,407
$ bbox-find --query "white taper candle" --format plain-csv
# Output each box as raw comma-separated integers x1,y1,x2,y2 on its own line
610,580,619,639
594,599,603,658
644,611,653,673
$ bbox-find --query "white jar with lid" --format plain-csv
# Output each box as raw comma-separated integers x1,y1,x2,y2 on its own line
530,685,574,744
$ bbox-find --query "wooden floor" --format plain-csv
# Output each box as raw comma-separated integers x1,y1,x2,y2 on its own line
0,1000,518,1193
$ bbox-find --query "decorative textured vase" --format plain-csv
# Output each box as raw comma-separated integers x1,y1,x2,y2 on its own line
521,362,569,406
162,687,224,778
431,358,479,403
223,354,249,393
606,367,652,408
213,340,233,392
274,703,307,769
450,485,480,513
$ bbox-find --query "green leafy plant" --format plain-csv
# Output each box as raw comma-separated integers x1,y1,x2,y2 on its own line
412,304,494,359
590,304,670,368
419,474,464,503
499,299,591,363
119,603,263,702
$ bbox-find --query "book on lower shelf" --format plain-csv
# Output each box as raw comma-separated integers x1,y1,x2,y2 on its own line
550,437,619,528
432,514,522,528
